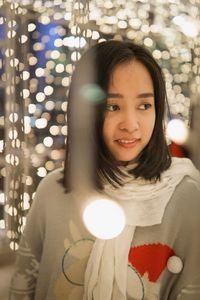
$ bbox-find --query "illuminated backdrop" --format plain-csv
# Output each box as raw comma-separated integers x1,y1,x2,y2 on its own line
0,0,199,250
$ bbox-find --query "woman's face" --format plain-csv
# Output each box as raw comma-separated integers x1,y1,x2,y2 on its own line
103,60,156,163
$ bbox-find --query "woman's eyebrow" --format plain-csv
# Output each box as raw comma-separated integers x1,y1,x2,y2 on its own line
107,93,123,99
137,92,154,98
107,92,154,99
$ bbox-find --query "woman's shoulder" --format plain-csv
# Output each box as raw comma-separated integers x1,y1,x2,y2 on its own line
168,157,200,192
172,175,200,214
35,167,64,195
176,175,200,196
161,176,200,236
170,157,199,174
39,167,63,185
44,167,63,181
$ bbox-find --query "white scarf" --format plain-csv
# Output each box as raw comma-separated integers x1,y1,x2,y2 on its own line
83,157,200,300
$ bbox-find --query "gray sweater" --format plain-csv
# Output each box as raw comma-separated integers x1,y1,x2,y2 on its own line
9,166,200,300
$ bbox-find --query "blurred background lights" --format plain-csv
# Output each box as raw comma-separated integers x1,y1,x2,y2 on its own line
7,30,16,39
45,75,54,84
62,77,70,87
35,118,48,129
8,129,18,140
41,112,50,121
28,103,36,114
50,149,62,160
40,15,51,25
25,176,33,186
37,167,47,177
8,20,17,27
0,0,199,251
20,34,28,44
83,28,92,38
29,56,38,66
36,92,46,102
173,15,198,38
0,219,5,229
0,141,4,153
54,37,63,47
22,71,30,80
61,125,67,135
11,139,21,148
9,191,18,200
33,42,45,51
71,51,81,62
45,160,55,171
28,23,36,32
43,136,53,147
166,119,189,145
45,100,55,110
0,192,5,205
23,198,30,210
53,12,63,21
23,116,31,134
49,125,60,135
10,241,19,251
5,48,14,57
9,113,18,123
55,63,64,73
51,50,60,59
5,154,19,166
61,101,68,112
83,198,126,240
92,30,100,39
22,89,30,99
23,192,30,202
46,60,56,69
10,58,19,67
63,36,87,48
71,24,82,35
65,64,73,74
35,67,45,77
5,205,18,217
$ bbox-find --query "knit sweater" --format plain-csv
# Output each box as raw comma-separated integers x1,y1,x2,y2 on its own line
9,160,200,300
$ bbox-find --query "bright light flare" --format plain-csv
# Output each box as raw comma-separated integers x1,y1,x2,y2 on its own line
166,119,189,145
83,197,126,240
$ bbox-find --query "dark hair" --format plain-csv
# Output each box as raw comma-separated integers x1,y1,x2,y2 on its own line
62,40,171,191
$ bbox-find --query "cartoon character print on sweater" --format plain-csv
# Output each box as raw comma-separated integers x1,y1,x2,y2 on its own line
54,220,94,300
127,243,176,300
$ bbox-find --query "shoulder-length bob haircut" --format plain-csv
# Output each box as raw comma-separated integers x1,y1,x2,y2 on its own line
62,40,171,191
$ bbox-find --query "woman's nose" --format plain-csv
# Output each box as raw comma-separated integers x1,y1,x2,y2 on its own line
119,110,139,133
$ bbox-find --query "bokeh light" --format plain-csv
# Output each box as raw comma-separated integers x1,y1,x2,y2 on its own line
83,197,126,239
166,119,189,145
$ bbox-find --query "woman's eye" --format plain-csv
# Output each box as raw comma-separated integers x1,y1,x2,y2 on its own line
139,103,152,110
106,104,120,111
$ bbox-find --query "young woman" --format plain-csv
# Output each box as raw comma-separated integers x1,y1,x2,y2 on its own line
10,40,200,300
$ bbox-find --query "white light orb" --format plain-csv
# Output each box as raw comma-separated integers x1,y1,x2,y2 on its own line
37,167,47,177
43,136,53,147
28,23,36,32
83,197,125,240
35,118,47,129
166,119,188,145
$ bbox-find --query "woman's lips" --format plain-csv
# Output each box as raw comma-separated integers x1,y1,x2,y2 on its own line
116,139,140,148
